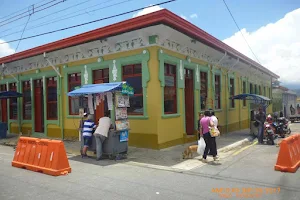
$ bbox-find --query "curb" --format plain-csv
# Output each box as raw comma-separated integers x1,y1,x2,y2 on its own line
218,136,255,153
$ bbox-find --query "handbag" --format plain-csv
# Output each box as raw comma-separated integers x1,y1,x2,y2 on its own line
210,127,220,137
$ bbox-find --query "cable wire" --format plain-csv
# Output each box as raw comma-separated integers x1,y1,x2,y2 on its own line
0,0,119,37
0,0,133,39
0,0,65,28
15,15,32,53
222,0,261,64
0,0,49,20
0,0,176,45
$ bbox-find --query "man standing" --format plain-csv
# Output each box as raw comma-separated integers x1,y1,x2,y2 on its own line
94,111,112,161
255,107,266,144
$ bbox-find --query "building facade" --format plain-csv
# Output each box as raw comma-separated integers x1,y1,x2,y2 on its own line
0,10,278,149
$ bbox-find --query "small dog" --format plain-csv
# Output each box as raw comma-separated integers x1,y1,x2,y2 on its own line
182,145,198,159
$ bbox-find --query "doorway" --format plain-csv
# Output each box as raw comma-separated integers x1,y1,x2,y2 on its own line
34,79,44,133
93,68,109,123
184,68,194,135
0,84,7,122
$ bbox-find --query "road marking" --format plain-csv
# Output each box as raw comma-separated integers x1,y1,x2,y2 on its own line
232,141,258,156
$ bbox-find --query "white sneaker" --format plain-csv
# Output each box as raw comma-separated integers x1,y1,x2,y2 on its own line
213,156,219,161
202,159,207,163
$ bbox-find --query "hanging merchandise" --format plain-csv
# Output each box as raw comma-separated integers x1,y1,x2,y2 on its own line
88,95,94,114
115,92,125,108
121,83,134,96
115,107,127,120
106,92,113,110
124,95,130,107
96,95,100,106
94,95,97,110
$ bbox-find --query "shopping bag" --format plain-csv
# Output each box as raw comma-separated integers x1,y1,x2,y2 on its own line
210,127,220,137
197,137,206,155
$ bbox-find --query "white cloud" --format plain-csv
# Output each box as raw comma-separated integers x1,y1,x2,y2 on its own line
180,15,187,20
223,8,300,85
132,5,163,18
0,39,14,58
190,13,198,19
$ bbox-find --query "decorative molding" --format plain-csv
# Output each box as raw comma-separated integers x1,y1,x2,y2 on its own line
84,65,88,84
112,60,117,81
3,37,147,76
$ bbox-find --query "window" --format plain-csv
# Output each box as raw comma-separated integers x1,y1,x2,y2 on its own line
255,85,257,94
200,72,208,110
259,86,261,95
214,74,221,109
9,83,18,119
263,87,266,96
122,64,143,115
94,68,109,83
68,73,81,115
47,77,58,119
164,63,177,114
0,84,7,122
250,83,253,94
242,81,246,107
269,88,271,98
229,78,235,108
22,81,31,120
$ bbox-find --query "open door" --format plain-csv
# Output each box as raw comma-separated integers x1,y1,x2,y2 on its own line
34,79,44,133
93,68,109,123
184,69,194,135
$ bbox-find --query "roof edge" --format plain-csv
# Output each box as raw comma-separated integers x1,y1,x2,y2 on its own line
0,9,279,78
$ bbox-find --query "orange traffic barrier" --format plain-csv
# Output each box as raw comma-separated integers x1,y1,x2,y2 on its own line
12,137,71,176
274,134,300,173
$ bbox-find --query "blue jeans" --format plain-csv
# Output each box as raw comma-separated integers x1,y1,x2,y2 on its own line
95,134,106,159
258,124,264,143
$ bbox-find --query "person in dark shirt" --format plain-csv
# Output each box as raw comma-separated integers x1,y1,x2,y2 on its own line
255,107,266,144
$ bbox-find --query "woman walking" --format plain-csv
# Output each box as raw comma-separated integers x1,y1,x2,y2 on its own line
210,110,219,160
199,110,215,162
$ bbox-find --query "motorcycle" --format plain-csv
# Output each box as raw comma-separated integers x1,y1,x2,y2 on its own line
278,117,291,135
264,122,276,145
271,121,286,138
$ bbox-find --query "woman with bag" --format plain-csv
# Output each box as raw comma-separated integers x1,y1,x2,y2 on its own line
199,110,215,162
209,110,219,160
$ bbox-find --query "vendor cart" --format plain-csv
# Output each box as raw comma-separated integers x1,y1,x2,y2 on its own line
230,94,271,137
68,82,133,160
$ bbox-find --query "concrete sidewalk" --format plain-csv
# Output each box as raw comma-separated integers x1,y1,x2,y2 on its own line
0,129,254,169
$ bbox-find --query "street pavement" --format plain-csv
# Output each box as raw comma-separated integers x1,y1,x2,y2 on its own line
0,124,299,200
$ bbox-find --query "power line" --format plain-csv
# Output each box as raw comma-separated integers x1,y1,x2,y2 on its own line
0,0,66,28
0,0,118,37
221,0,261,64
0,0,58,24
0,0,176,45
0,0,133,39
15,16,32,53
0,0,49,20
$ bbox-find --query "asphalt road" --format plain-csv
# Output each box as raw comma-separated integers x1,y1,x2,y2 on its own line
0,123,299,200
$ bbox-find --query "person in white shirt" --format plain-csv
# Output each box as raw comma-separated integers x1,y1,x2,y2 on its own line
209,110,219,160
94,111,113,161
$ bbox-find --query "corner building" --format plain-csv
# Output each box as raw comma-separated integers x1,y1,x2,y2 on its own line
0,10,279,149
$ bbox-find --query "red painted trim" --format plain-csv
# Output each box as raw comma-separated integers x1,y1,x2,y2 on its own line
0,9,279,78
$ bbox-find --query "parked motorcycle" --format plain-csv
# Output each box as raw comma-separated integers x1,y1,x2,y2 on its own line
278,117,291,135
264,122,276,145
271,120,286,138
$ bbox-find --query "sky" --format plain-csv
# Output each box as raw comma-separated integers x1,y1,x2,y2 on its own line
0,0,300,88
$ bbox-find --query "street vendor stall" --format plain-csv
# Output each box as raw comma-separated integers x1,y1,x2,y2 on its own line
0,91,23,138
67,82,133,160
230,94,271,136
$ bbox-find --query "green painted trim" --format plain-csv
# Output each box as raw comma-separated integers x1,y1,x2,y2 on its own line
199,64,210,110
149,35,158,44
212,66,222,110
182,61,200,133
161,113,181,119
158,49,181,118
63,65,85,119
228,72,236,109
17,70,60,136
117,50,150,119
